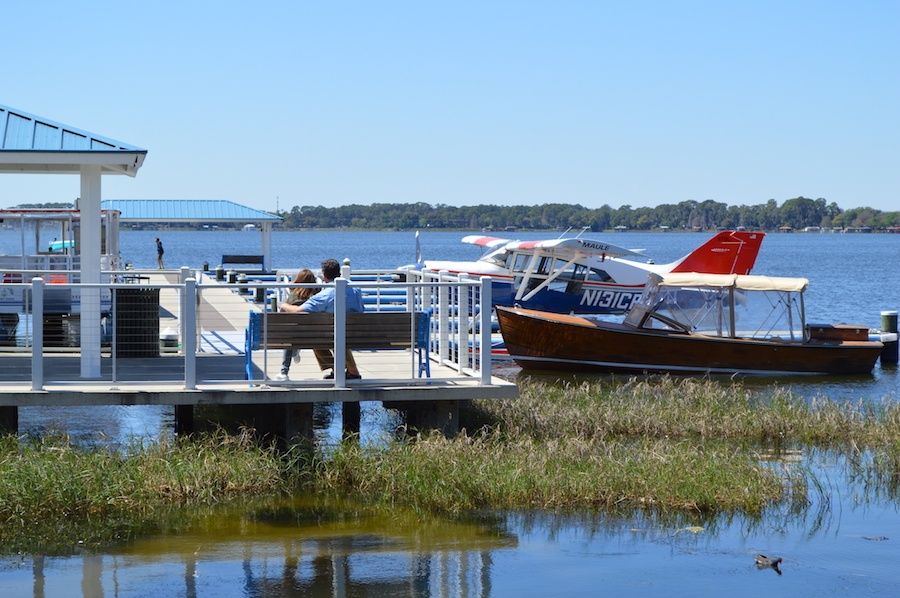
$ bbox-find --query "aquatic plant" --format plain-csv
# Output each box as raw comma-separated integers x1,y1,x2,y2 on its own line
0,429,294,527
313,432,787,514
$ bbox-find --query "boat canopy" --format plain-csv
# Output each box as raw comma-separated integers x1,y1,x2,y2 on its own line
652,272,809,293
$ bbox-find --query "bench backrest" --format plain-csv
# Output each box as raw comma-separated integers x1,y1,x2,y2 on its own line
248,311,427,351
222,254,265,268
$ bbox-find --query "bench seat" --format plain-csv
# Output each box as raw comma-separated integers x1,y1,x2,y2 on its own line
245,311,431,380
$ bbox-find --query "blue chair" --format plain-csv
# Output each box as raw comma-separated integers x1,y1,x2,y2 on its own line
416,309,432,378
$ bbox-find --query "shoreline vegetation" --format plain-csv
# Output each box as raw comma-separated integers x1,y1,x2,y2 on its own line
3,377,900,552
14,198,900,232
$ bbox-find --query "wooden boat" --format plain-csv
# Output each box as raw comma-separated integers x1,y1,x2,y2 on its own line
497,272,883,375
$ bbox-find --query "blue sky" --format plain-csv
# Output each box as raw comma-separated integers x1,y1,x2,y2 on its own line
2,1,897,213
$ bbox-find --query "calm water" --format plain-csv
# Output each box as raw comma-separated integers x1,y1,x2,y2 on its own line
6,229,900,596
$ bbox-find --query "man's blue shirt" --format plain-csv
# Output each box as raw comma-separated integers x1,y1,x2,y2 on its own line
301,285,364,313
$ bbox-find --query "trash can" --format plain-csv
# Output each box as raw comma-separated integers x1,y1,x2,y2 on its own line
114,288,160,357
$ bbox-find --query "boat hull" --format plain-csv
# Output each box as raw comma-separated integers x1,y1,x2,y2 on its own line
496,307,883,375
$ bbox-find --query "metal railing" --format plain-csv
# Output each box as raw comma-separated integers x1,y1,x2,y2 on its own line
0,268,494,390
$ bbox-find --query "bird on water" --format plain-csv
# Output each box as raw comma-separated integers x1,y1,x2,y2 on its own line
754,554,783,574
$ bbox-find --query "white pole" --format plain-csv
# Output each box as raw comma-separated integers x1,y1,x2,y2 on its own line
79,165,102,378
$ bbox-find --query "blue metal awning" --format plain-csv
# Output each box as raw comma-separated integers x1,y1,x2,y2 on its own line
0,103,146,176
101,199,281,223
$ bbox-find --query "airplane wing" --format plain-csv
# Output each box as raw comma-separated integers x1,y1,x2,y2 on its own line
508,238,645,258
461,235,515,248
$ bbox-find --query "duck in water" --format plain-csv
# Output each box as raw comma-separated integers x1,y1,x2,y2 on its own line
754,554,782,575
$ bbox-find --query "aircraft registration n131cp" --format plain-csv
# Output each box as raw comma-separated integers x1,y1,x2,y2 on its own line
413,230,765,315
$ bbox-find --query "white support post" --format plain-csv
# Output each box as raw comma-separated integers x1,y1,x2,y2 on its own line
333,277,347,387
79,164,102,378
183,278,197,390
261,223,273,270
31,277,44,391
480,277,493,385
438,271,450,363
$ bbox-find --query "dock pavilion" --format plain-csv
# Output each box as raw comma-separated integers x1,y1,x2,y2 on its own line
0,103,517,441
0,103,146,379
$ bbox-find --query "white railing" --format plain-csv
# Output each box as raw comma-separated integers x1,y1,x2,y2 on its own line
2,268,493,390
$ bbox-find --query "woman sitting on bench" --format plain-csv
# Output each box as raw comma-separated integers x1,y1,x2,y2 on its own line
279,258,364,380
273,269,320,381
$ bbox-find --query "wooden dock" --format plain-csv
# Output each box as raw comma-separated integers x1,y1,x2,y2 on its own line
0,270,518,439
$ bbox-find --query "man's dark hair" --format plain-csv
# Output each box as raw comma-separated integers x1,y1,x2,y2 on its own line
321,258,341,281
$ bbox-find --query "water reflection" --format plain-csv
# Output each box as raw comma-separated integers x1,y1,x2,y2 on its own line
4,464,900,597
2,497,515,597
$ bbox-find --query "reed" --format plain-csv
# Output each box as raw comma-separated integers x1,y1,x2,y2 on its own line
313,432,788,514
5,376,900,529
478,376,892,445
310,375,900,515
0,429,295,527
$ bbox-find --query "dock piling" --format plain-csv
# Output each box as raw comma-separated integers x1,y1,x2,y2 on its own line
881,310,898,364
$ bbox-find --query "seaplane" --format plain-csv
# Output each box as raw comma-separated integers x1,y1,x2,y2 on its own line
415,229,765,316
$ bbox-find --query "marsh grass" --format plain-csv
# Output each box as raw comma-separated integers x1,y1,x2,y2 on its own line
310,376,900,515
0,429,297,528
5,375,900,535
315,432,788,514
479,376,894,445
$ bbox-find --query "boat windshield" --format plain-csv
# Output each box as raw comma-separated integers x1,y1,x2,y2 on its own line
628,278,806,340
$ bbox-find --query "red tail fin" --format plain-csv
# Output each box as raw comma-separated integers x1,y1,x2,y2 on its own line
670,231,765,275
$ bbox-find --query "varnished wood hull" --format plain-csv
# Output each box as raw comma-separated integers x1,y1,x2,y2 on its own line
496,307,883,375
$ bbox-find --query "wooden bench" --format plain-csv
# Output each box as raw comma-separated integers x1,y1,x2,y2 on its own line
222,254,266,271
245,311,431,380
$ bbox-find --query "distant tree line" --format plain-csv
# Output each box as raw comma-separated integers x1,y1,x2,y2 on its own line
8,198,898,232
277,197,900,231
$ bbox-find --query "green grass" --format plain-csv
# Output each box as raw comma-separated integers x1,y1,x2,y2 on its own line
313,432,788,514
0,428,298,527
309,376,900,515
4,375,900,541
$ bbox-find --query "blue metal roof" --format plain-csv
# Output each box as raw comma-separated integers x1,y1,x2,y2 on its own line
0,103,146,175
101,199,281,223
0,103,145,152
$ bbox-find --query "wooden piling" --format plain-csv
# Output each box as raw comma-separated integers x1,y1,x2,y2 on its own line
881,310,898,364
0,406,17,434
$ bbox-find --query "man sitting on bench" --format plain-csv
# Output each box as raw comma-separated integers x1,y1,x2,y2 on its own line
279,258,365,379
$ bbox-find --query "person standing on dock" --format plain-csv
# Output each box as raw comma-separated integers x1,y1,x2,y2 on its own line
280,258,364,379
155,237,165,269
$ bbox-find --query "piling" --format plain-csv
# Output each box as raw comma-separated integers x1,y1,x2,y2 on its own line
254,284,266,303
881,310,898,364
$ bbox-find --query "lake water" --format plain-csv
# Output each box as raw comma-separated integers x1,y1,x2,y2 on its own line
5,229,900,596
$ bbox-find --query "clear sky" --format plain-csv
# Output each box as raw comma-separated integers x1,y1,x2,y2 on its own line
1,1,897,213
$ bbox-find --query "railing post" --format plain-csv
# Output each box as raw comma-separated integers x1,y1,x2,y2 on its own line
333,277,347,387
480,277,493,385
31,277,44,391
183,278,197,390
438,270,450,363
180,266,190,328
458,275,471,373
